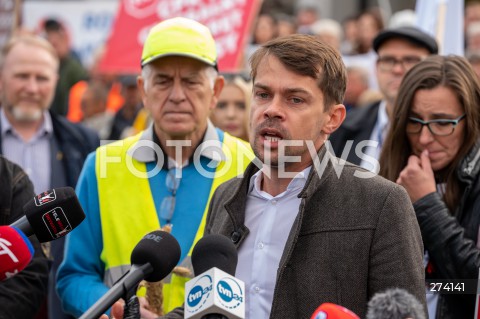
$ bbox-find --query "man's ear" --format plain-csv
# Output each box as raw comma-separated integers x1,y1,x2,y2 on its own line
137,76,148,109
322,104,346,134
210,76,225,110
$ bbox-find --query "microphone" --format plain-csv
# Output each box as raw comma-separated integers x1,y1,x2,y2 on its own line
79,230,181,319
185,234,245,319
0,226,34,281
366,288,426,319
310,303,360,319
10,187,85,243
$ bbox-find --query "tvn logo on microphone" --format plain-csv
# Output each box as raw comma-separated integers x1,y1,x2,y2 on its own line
34,190,57,206
42,207,72,239
187,274,213,310
185,267,245,319
217,277,244,309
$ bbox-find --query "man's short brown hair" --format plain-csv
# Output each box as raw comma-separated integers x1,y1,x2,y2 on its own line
249,34,346,110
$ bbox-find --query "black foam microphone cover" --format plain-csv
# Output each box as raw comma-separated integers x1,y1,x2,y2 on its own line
130,230,181,282
78,231,180,319
22,187,85,242
191,234,238,276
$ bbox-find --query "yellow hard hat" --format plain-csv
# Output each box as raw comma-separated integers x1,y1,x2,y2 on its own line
141,17,217,68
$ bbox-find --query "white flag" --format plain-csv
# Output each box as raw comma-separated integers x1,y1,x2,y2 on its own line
415,0,464,56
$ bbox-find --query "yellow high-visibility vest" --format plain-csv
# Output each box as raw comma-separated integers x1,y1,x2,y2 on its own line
95,131,252,312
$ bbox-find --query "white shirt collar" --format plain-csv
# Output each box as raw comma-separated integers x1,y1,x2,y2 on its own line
248,166,312,198
1,108,53,139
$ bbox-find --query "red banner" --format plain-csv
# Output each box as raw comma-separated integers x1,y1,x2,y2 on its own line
99,0,260,74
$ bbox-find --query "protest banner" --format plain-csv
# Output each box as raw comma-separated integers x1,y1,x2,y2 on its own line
99,0,261,74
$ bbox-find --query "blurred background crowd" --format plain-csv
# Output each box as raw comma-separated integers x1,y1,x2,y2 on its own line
1,1,480,318
0,0,477,143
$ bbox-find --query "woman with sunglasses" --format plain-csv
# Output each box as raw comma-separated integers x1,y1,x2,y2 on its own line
379,55,480,319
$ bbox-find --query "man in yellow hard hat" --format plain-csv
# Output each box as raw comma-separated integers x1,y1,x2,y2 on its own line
57,17,252,318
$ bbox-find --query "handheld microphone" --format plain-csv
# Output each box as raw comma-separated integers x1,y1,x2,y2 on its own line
79,230,181,319
366,288,426,319
185,234,245,319
310,303,360,319
0,226,34,281
10,187,85,243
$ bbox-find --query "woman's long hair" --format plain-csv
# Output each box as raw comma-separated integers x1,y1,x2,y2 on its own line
379,55,480,212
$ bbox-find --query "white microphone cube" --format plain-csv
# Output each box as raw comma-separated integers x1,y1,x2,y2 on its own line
185,267,245,319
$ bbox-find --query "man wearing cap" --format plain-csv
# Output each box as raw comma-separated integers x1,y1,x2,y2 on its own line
57,17,252,318
329,26,438,172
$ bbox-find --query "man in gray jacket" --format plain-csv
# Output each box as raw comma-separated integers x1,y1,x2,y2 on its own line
203,34,424,319
108,34,425,319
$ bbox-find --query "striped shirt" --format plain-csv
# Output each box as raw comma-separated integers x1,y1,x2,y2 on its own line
1,108,53,194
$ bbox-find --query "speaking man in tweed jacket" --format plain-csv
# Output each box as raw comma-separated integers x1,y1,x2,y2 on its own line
201,34,425,319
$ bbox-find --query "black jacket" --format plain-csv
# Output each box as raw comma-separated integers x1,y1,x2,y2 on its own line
414,140,480,319
0,111,99,319
49,111,100,187
0,156,49,319
328,101,381,165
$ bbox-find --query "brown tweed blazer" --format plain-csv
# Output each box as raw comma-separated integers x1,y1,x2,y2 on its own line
164,146,426,319
204,146,426,319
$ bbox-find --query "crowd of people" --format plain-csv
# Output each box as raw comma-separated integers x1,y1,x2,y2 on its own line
0,2,480,319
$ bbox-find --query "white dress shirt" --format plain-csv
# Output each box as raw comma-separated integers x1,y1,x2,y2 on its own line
1,108,52,193
360,100,389,172
236,166,311,319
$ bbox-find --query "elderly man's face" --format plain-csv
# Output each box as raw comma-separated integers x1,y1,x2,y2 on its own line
139,56,223,141
0,42,58,123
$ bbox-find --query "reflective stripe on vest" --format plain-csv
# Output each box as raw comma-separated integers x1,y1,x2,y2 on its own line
96,132,252,312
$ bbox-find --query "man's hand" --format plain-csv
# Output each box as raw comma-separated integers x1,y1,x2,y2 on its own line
99,300,124,319
396,150,436,203
98,297,159,319
138,296,159,319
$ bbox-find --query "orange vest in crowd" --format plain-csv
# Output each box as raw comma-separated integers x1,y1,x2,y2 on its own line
67,80,124,122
